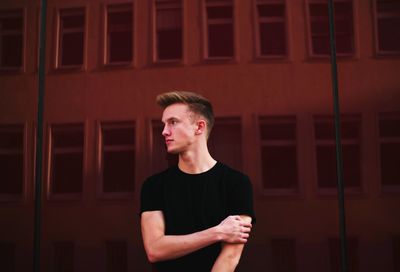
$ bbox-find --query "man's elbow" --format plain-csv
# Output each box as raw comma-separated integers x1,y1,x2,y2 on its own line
145,247,161,263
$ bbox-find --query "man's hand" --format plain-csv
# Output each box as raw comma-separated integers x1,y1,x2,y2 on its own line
216,215,252,243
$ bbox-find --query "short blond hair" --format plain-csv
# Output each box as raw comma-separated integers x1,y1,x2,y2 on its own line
156,91,214,136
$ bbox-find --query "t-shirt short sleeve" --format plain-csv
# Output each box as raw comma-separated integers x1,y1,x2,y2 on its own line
140,176,164,215
227,175,256,223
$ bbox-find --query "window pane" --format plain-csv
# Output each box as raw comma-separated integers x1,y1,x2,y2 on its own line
380,143,400,186
158,29,182,60
0,154,23,194
379,117,400,138
208,24,233,57
316,145,336,188
156,2,182,61
59,10,85,67
52,126,84,148
261,145,297,189
271,238,296,272
1,35,23,67
0,242,15,272
378,17,400,52
106,241,127,272
61,14,84,29
258,4,285,17
207,6,232,19
103,150,135,193
260,121,295,140
314,118,360,140
107,7,132,63
343,145,361,188
0,127,23,149
103,127,135,146
309,1,354,55
377,1,400,13
61,32,84,66
52,153,83,194
260,22,286,56
329,238,359,272
54,242,74,272
0,10,23,69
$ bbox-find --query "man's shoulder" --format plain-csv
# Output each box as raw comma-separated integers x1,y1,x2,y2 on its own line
143,166,177,184
217,162,250,183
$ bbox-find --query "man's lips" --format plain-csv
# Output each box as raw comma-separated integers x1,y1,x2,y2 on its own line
165,139,173,145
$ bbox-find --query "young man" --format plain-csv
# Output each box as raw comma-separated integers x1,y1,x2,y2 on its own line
140,91,256,271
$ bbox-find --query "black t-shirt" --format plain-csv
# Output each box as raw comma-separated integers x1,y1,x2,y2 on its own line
140,162,256,272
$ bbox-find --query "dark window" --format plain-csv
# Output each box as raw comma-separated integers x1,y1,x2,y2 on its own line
54,241,74,272
151,120,178,173
100,122,135,193
329,237,358,272
379,113,400,188
155,0,183,61
106,241,127,272
0,242,15,272
314,115,361,190
0,9,23,69
208,117,242,170
394,236,400,272
256,0,287,57
308,0,354,56
0,125,24,196
58,8,85,67
259,116,298,191
106,4,133,64
271,238,296,272
205,0,234,58
375,0,400,54
50,124,84,195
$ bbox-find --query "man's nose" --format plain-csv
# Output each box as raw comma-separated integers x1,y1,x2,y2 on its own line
162,125,170,136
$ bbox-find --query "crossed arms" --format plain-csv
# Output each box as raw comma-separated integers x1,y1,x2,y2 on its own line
141,211,252,271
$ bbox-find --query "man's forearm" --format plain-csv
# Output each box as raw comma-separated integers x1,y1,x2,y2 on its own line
211,243,244,272
144,225,221,263
141,212,251,263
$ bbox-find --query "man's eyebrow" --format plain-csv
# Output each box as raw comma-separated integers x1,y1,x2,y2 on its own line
161,117,178,124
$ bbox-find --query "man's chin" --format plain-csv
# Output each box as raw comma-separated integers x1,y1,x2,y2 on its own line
166,148,180,154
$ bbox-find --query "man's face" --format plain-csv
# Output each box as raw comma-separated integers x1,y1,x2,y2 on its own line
161,103,198,154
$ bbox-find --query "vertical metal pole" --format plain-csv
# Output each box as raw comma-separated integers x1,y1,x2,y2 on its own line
33,0,47,271
327,1,348,272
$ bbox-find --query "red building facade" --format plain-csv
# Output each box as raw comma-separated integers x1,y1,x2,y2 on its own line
1,0,400,271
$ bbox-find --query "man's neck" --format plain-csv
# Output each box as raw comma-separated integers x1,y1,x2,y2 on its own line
178,147,216,174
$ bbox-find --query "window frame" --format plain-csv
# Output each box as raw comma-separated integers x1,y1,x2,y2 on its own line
0,123,27,201
257,115,300,196
377,112,400,193
96,120,137,199
372,0,400,56
201,0,238,61
46,122,86,200
305,0,356,58
253,0,290,60
312,114,363,195
54,6,87,70
103,3,134,67
152,0,184,64
0,8,26,72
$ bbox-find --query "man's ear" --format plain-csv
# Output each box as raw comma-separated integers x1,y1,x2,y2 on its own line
195,120,207,135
